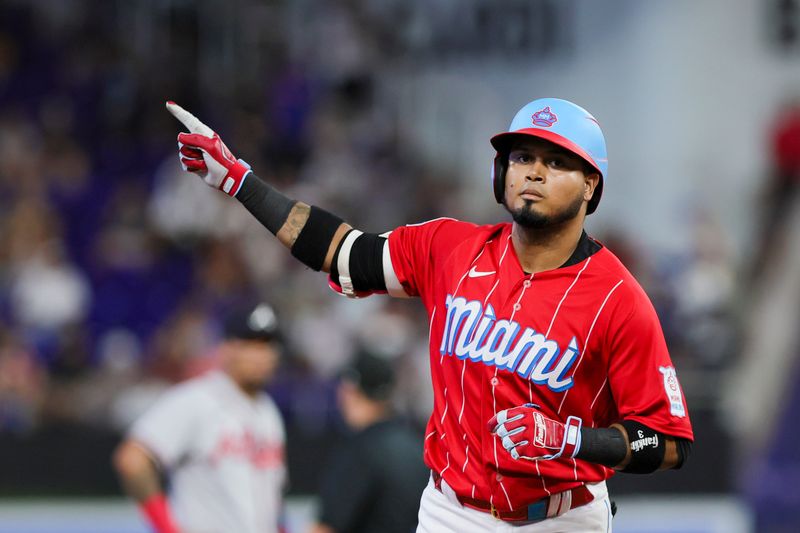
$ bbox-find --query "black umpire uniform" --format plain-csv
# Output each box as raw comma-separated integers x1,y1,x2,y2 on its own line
316,351,429,533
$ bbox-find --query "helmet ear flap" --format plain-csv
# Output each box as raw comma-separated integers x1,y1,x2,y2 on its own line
493,153,508,204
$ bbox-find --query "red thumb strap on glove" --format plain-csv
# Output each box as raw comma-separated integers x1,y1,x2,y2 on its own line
139,493,179,533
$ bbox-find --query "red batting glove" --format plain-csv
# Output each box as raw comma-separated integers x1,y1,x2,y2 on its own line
139,493,180,533
166,101,252,197
487,404,582,461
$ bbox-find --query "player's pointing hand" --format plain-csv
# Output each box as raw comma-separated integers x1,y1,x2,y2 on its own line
166,100,252,197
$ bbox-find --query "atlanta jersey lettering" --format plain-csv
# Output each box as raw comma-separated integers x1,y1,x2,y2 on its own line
382,218,693,513
131,371,286,533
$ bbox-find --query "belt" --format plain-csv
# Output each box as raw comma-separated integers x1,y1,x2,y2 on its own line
431,471,594,523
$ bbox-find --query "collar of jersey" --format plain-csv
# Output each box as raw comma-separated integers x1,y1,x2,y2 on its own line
561,230,602,268
517,230,603,275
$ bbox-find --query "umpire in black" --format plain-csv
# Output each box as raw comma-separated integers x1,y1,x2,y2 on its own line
308,350,429,533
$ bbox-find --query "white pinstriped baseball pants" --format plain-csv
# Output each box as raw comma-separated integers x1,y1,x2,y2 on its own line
417,476,613,532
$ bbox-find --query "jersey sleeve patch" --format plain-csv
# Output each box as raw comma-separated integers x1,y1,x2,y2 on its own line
659,366,686,418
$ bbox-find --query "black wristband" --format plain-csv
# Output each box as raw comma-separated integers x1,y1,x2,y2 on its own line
619,420,666,474
291,206,344,271
236,173,296,235
575,427,628,468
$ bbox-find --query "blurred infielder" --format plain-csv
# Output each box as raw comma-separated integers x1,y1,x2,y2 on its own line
114,303,287,533
167,97,693,531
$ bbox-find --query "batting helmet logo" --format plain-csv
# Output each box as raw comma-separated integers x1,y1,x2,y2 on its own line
531,106,558,127
490,98,608,214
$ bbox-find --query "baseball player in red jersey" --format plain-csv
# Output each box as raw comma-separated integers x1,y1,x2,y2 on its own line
166,96,693,531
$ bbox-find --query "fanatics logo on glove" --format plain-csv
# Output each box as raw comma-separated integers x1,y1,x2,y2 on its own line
488,404,582,461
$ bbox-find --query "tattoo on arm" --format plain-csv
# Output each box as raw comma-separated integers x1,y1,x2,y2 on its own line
278,203,311,248
276,202,351,272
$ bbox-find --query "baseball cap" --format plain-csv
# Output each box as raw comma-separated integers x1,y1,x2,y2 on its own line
223,302,281,343
340,350,395,401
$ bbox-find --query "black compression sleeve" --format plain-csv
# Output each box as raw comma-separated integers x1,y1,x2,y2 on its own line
577,425,691,472
236,173,296,235
575,427,628,468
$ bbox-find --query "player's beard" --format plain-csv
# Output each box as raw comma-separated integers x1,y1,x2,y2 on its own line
505,192,584,229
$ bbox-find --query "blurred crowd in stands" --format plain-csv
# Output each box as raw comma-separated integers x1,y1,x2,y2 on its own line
0,0,448,440
0,0,771,501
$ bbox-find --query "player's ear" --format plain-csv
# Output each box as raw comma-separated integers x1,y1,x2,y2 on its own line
583,172,600,202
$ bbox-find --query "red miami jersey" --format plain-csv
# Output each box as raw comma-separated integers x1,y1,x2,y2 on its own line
378,218,693,512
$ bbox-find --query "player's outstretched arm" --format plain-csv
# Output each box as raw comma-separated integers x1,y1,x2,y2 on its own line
113,440,180,533
166,101,351,273
488,404,691,474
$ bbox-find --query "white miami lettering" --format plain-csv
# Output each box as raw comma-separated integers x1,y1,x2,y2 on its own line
439,294,580,392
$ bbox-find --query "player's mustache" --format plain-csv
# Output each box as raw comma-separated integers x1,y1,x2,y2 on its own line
519,187,545,198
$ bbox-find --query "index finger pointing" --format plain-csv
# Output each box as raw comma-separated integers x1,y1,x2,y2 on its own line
165,101,214,137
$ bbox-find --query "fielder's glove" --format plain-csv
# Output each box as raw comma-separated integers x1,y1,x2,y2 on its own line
487,404,582,461
166,101,252,197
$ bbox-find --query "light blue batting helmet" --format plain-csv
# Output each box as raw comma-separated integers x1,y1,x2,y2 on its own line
490,98,608,214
